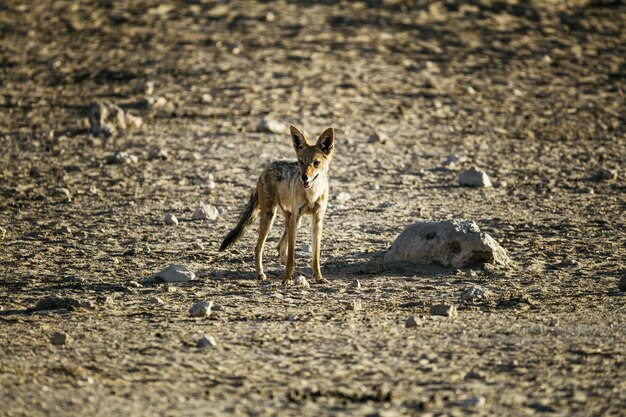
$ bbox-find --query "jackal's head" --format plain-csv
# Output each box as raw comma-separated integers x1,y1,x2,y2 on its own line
290,126,334,189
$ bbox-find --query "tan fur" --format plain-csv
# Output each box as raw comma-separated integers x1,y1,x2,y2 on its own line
219,126,335,285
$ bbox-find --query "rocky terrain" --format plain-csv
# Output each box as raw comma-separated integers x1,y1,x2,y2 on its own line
1,1,625,416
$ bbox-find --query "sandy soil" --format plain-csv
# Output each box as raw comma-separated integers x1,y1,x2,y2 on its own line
1,1,625,416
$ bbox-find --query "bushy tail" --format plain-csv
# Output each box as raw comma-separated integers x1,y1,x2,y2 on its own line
219,190,259,251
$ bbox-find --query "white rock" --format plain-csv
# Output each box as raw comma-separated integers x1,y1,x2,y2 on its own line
148,297,164,305
384,219,509,269
192,202,219,221
460,395,486,407
405,315,421,328
125,114,143,129
207,179,217,190
293,275,310,288
336,192,351,204
197,335,217,348
256,117,289,134
50,332,69,346
189,300,213,317
459,167,492,187
201,93,213,104
106,151,137,165
430,303,457,318
163,213,178,225
144,95,168,109
142,264,195,284
0,226,6,240
460,285,489,302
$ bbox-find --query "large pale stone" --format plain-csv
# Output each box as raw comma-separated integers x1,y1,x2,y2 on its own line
384,220,509,269
142,264,195,284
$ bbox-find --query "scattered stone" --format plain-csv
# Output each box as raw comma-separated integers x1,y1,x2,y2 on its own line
50,332,69,346
88,101,126,136
368,131,387,144
29,296,93,312
207,178,217,189
189,300,213,317
197,335,217,348
405,315,422,328
430,303,458,318
148,297,164,305
212,303,225,312
163,213,178,225
201,93,213,104
192,241,204,250
294,275,310,288
442,155,467,169
256,117,289,134
124,280,142,288
384,219,509,269
618,274,626,292
133,80,154,95
125,114,143,129
148,147,169,160
96,295,114,305
143,95,168,109
57,225,72,235
142,264,196,284
594,167,617,181
0,226,6,240
106,151,138,165
460,285,489,302
459,167,492,187
336,192,351,204
351,279,361,289
192,202,219,221
460,395,486,407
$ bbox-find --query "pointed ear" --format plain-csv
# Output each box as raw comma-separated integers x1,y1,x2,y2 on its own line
317,127,334,155
290,126,307,151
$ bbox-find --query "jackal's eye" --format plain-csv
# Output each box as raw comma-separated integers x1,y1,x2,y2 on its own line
313,160,320,167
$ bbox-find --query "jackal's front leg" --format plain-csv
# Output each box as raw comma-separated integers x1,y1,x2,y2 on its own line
312,212,329,284
283,210,300,285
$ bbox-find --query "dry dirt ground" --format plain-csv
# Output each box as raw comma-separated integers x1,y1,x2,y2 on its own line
1,1,625,416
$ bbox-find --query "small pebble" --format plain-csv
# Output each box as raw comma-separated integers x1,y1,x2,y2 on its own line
201,93,213,104
257,117,288,134
148,147,168,160
50,332,69,346
293,275,310,288
618,274,626,292
163,213,178,225
460,285,488,302
351,279,361,289
192,202,219,220
197,335,217,348
368,131,387,144
299,243,312,254
459,167,492,187
430,303,458,318
336,192,351,204
189,300,213,317
106,151,137,165
460,395,486,407
405,315,421,328
148,297,164,305
57,225,72,235
594,168,617,181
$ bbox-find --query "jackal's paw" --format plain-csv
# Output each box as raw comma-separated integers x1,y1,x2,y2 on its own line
282,278,293,286
316,276,330,284
258,273,267,281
